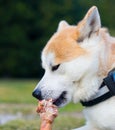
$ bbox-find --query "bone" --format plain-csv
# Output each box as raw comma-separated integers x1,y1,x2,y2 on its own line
36,99,58,130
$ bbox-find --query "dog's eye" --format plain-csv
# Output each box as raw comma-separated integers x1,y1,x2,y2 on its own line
52,64,60,71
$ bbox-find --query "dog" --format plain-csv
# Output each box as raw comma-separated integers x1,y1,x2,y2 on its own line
32,6,115,130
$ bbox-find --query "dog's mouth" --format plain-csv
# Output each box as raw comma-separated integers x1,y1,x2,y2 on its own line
53,91,67,107
32,89,68,107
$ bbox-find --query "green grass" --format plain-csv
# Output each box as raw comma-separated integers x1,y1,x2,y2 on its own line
0,117,84,130
110,29,115,36
0,79,84,130
0,79,37,103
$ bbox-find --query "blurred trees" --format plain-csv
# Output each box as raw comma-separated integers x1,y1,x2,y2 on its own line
0,0,115,78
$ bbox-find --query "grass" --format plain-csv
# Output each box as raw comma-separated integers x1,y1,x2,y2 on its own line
0,79,37,103
110,29,115,36
0,79,84,130
0,117,84,130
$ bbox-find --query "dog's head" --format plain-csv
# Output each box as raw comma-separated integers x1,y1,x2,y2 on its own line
33,6,102,107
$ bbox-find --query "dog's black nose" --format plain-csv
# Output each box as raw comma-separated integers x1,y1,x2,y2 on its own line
32,89,43,100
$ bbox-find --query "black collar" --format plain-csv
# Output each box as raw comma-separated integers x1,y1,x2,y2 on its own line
81,69,115,107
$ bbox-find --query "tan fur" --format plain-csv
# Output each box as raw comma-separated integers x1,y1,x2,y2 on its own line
43,22,115,78
43,27,86,64
33,6,115,130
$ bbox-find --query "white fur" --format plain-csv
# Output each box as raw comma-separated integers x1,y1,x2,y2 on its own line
57,20,69,31
34,6,115,130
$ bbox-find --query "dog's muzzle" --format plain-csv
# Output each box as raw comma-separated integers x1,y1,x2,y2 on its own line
32,89,67,107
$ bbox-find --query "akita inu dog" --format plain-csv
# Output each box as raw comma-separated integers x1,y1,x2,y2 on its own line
33,6,115,130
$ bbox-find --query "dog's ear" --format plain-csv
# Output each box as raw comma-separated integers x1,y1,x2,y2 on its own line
77,6,101,41
57,20,69,31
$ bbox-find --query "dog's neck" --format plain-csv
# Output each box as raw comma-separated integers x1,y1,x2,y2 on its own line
81,68,115,107
73,29,115,103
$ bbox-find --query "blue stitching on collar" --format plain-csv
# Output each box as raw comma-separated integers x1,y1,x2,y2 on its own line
113,72,115,82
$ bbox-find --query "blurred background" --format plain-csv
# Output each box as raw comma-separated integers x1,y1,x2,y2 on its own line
0,0,115,78
0,0,115,129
